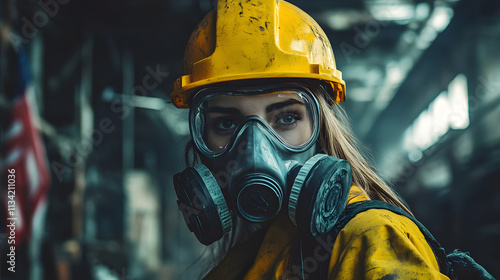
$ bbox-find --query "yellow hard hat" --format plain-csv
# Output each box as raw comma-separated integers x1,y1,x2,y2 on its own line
171,0,346,108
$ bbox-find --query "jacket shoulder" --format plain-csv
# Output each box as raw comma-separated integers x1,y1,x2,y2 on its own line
328,208,449,280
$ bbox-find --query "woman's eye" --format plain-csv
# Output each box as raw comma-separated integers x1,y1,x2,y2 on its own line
279,114,297,125
217,120,236,130
275,112,302,127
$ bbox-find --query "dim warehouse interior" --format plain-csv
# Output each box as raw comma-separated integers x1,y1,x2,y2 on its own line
1,0,499,279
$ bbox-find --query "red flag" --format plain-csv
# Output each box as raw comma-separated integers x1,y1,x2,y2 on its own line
2,53,51,248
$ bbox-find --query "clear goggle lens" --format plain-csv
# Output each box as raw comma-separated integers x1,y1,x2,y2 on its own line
189,85,320,156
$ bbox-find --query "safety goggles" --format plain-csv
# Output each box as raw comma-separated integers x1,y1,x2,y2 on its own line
189,84,321,157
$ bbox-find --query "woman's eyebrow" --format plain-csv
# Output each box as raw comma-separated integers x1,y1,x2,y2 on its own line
206,106,241,115
266,99,305,113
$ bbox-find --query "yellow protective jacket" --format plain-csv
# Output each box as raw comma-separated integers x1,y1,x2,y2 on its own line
204,186,450,280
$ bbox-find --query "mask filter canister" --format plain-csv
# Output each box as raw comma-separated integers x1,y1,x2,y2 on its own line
288,154,352,237
233,173,284,222
173,165,232,245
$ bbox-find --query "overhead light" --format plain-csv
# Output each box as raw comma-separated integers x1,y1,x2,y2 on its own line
374,59,413,109
101,87,167,111
403,74,469,152
416,5,454,49
321,10,363,30
429,6,454,32
368,2,415,22
448,74,469,129
414,2,430,21
348,87,377,102
385,61,405,85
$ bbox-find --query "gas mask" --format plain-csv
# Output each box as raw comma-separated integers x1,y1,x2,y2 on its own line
173,84,352,245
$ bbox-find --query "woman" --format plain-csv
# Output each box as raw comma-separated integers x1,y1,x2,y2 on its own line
171,0,449,279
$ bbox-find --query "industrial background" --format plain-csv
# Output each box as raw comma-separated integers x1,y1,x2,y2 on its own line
0,0,499,279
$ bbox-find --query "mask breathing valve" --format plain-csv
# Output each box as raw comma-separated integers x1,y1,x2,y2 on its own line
233,173,283,222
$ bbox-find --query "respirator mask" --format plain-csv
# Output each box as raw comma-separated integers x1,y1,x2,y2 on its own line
173,84,352,245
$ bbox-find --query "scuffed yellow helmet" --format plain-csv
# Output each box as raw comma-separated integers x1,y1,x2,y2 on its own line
171,0,346,108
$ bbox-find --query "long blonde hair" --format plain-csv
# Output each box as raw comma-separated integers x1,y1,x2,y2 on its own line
313,85,412,215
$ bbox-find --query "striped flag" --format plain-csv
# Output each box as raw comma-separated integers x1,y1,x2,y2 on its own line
2,47,51,248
